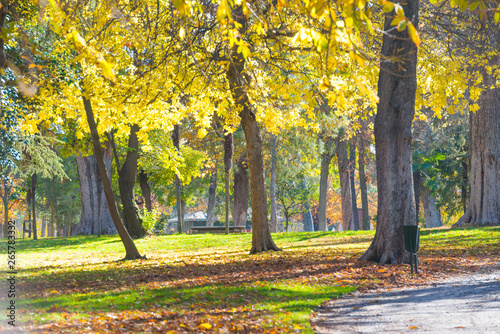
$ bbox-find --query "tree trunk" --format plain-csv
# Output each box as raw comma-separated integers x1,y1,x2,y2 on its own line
224,133,233,233
461,160,468,215
302,178,314,232
233,153,249,227
73,150,116,235
226,6,279,252
336,135,353,231
360,0,418,264
349,137,359,230
26,186,31,237
172,124,184,233
115,124,145,239
41,215,46,238
358,130,370,230
422,186,442,228
454,78,500,227
31,172,37,240
138,170,152,212
206,167,217,227
270,135,278,233
82,95,143,259
67,210,72,236
50,196,54,237
318,136,334,231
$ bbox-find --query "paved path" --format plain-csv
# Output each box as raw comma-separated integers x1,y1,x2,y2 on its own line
313,266,500,333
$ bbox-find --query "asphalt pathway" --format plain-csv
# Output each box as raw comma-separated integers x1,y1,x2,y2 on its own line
313,266,500,333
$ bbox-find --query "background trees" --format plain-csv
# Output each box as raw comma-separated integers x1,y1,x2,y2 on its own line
1,0,500,265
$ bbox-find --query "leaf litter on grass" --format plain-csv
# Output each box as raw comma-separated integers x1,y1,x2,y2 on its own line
17,227,500,333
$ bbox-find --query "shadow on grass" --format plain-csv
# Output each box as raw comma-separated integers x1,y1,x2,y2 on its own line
24,281,353,319
16,235,118,252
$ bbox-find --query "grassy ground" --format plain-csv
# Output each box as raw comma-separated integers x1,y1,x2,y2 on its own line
7,227,500,333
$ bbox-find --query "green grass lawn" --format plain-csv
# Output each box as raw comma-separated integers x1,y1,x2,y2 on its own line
12,227,500,333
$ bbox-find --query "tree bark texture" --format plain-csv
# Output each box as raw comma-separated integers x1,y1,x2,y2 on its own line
349,138,359,230
358,130,370,230
172,124,184,233
82,95,143,260
233,153,249,227
454,78,500,227
318,136,334,231
116,124,145,239
336,136,353,231
226,5,279,252
270,135,278,233
72,150,116,235
206,167,217,227
360,0,418,264
224,133,233,233
138,170,152,212
422,186,442,228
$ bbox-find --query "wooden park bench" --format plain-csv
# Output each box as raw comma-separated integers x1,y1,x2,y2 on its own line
190,226,246,234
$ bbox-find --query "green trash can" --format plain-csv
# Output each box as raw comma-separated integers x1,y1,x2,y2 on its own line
403,225,420,275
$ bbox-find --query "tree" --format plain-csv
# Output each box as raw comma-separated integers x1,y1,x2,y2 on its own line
206,167,217,227
233,152,249,227
269,134,278,233
224,5,279,252
358,123,371,230
318,136,335,231
349,136,360,230
72,148,116,236
336,134,354,231
108,125,145,239
83,96,143,259
422,185,442,228
360,0,419,264
455,68,500,226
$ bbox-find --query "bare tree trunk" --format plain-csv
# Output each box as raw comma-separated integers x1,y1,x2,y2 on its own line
349,137,359,230
114,124,144,239
454,74,500,227
31,172,37,239
67,210,72,236
206,167,217,227
360,0,418,264
358,130,370,230
461,160,468,215
302,178,314,232
233,153,249,227
82,95,143,259
422,186,442,228
73,150,116,235
172,124,184,233
138,170,152,212
336,135,353,231
224,133,233,233
226,6,279,252
318,136,334,231
270,135,278,233
41,215,46,238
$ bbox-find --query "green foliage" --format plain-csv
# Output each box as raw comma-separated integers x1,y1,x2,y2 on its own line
139,207,161,234
412,111,468,217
